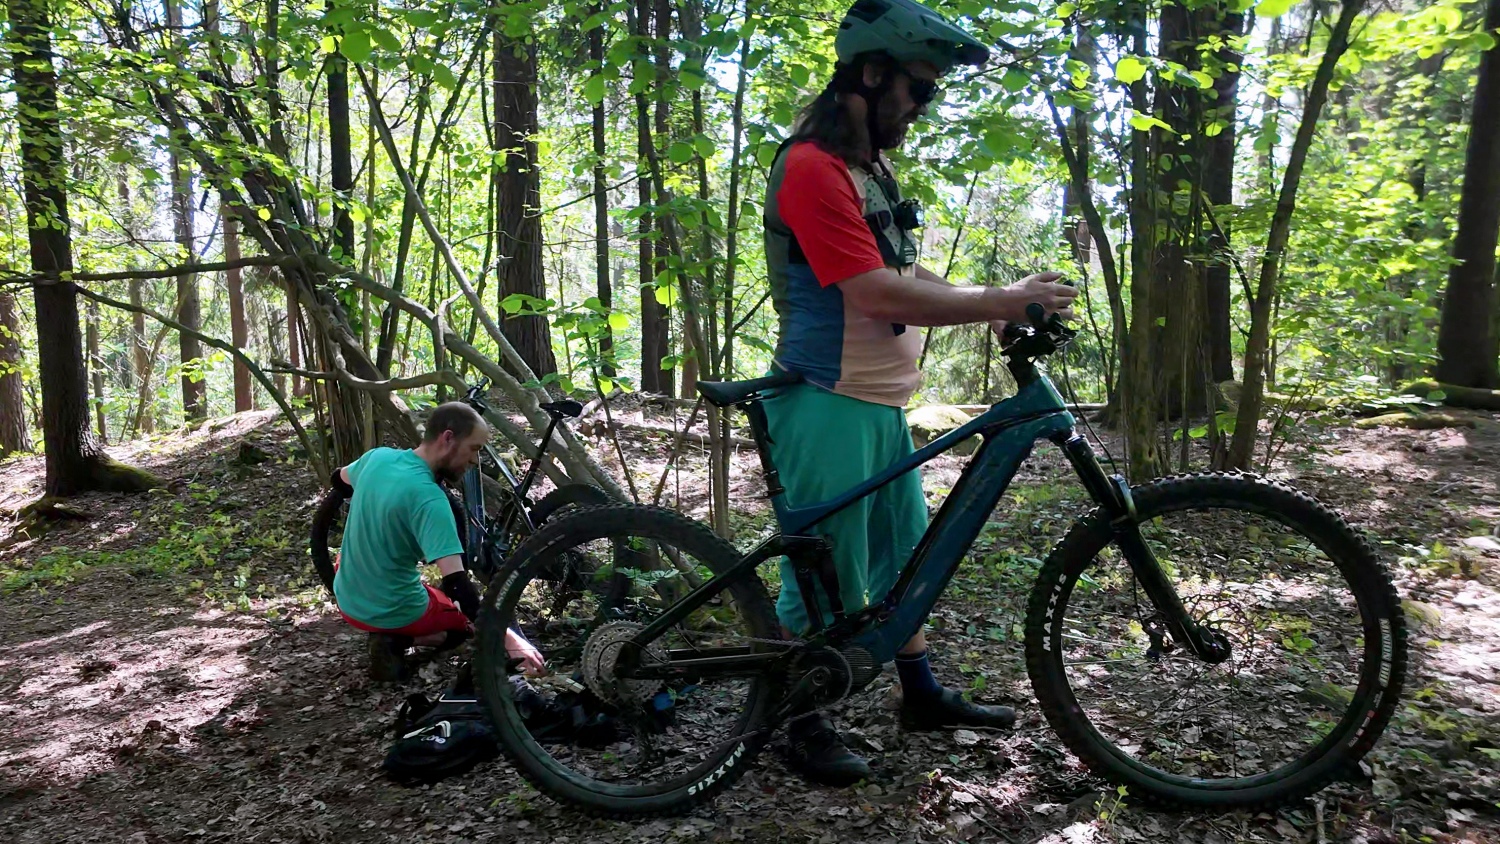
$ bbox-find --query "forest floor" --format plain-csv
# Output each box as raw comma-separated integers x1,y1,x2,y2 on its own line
2,403,1499,844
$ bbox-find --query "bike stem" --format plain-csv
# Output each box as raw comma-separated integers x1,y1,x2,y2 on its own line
1053,431,1231,665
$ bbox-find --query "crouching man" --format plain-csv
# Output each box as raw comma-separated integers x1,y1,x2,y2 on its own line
332,401,542,681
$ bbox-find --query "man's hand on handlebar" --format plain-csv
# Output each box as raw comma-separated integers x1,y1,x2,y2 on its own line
1002,271,1078,322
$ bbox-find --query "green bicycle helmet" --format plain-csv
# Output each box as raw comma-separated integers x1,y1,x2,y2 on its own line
835,0,989,75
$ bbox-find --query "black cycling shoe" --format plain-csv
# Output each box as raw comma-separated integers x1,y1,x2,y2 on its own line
784,714,872,787
367,633,413,683
900,687,1016,731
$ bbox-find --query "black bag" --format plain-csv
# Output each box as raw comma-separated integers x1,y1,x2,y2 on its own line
382,690,498,785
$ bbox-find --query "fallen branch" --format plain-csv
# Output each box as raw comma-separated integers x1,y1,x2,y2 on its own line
269,361,465,393
1353,411,1475,430
584,418,756,451
1402,379,1500,412
0,255,292,288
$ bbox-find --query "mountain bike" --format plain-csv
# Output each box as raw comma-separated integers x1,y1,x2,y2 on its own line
474,306,1407,818
309,380,622,600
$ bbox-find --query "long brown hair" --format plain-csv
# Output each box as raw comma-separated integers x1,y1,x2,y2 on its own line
789,57,890,165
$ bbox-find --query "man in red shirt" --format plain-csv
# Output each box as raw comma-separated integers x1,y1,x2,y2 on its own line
763,0,1078,785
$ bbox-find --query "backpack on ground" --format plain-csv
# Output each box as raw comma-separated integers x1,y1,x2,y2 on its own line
382,688,499,785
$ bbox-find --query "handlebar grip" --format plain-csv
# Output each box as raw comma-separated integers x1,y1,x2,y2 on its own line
1025,302,1047,328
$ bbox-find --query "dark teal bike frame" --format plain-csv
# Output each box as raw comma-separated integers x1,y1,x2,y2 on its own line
625,361,1229,687
776,375,1076,663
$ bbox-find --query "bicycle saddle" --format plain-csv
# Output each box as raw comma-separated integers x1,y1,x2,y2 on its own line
541,399,584,419
696,370,803,408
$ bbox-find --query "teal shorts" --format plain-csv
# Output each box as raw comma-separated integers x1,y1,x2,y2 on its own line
760,382,928,634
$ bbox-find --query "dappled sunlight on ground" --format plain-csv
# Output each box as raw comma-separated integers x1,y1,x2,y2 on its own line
0,581,269,784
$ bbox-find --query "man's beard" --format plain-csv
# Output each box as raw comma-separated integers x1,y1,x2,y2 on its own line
870,98,916,151
436,462,465,485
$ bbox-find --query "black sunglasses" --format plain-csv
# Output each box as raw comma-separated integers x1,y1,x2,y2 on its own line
907,76,941,106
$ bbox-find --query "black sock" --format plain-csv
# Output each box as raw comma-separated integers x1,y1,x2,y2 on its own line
895,650,943,700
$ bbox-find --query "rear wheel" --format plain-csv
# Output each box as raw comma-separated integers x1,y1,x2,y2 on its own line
1024,473,1405,810
477,504,781,818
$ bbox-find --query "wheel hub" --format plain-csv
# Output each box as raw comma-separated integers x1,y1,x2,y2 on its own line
581,621,665,704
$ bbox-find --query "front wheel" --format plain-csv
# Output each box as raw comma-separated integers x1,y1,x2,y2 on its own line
1024,473,1405,810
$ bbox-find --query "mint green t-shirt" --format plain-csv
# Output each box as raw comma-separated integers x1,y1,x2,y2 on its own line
333,447,465,629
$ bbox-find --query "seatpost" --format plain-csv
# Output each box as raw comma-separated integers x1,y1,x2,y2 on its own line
741,400,785,499
517,414,561,498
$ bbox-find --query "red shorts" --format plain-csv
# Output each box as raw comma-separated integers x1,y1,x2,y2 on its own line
341,585,473,637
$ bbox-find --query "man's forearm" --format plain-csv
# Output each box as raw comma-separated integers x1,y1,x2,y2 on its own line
840,268,1021,326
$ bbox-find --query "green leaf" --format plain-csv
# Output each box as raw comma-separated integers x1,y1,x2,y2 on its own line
257,207,272,221
1057,2,1076,15
107,148,131,164
583,74,606,106
339,29,371,63
667,141,695,164
788,63,810,87
1431,5,1462,30
680,69,707,90
320,35,337,54
1129,112,1173,133
607,312,629,331
433,63,457,90
370,27,401,52
1114,56,1148,84
1189,70,1215,89
693,134,715,159
1000,68,1029,92
1256,0,1297,18
654,284,678,307
755,143,778,168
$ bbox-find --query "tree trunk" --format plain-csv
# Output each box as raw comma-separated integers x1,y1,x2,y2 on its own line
288,283,304,397
653,0,677,399
206,0,252,413
9,0,158,494
117,172,153,435
1204,8,1244,385
493,28,558,381
1435,0,1500,388
1227,0,1366,469
327,49,355,261
1120,3,1162,480
128,277,153,434
225,217,252,410
265,0,286,160
165,0,205,423
86,295,106,442
633,0,667,394
590,5,615,378
0,291,31,456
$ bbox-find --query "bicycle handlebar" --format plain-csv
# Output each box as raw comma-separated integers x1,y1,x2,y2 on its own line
463,379,491,414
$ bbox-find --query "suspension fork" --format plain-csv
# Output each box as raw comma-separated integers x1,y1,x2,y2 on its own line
1053,432,1230,664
